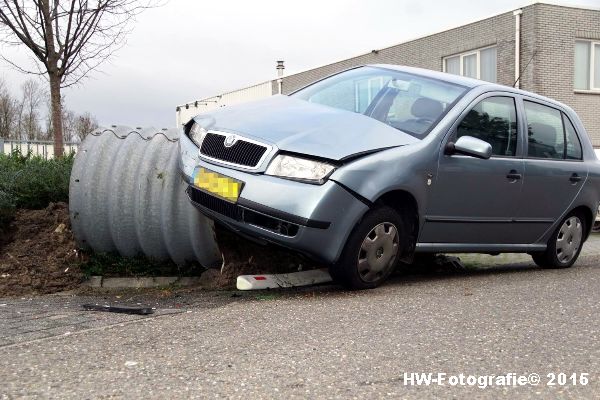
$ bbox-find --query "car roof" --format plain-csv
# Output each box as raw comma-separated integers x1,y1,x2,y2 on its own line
367,64,572,112
369,64,483,88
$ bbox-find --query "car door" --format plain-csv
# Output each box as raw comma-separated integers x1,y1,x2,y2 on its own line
513,99,589,242
420,94,525,245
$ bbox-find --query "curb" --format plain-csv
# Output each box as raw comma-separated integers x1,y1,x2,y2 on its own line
84,276,202,289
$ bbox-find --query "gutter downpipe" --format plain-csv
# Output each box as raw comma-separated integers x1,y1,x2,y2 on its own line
513,9,523,89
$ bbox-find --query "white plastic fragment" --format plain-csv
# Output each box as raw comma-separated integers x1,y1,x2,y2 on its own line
236,268,332,290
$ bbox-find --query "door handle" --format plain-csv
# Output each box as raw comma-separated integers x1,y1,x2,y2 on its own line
570,173,582,183
506,170,522,180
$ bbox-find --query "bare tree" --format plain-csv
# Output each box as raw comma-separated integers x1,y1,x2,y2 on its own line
61,107,75,141
47,104,98,142
61,109,96,142
73,111,97,141
17,79,45,140
0,78,18,139
0,0,157,156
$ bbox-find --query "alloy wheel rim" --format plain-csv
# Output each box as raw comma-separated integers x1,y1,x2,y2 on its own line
556,216,583,264
357,222,399,283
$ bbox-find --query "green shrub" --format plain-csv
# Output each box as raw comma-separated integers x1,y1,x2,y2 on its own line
0,189,15,228
0,149,74,212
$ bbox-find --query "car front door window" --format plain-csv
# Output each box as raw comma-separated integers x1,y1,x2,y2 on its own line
456,96,518,157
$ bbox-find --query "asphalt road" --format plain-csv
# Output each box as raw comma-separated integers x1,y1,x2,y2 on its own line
1,255,599,399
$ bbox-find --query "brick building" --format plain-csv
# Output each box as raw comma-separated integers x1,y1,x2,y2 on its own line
176,2,600,146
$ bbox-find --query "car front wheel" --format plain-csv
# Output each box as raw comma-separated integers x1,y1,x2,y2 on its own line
330,206,405,289
532,211,585,269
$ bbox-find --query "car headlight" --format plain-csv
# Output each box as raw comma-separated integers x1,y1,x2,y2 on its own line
265,155,335,184
188,122,207,147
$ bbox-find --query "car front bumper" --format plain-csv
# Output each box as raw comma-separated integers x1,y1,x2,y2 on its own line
179,134,369,264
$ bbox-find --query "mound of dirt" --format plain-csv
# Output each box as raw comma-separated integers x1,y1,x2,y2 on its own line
211,223,321,288
0,203,322,295
0,203,84,297
0,224,13,250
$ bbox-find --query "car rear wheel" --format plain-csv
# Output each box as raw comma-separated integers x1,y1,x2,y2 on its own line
330,206,405,289
532,211,585,269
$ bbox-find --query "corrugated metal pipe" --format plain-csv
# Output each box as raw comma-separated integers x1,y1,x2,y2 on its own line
69,126,222,267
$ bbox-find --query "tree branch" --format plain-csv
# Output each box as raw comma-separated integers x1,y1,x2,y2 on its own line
0,0,163,155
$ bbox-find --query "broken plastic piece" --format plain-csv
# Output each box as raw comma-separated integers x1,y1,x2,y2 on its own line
82,304,155,315
236,268,332,290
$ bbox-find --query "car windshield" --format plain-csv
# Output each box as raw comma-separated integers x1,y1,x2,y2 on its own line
291,66,468,138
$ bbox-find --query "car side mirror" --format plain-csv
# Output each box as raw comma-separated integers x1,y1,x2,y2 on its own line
445,135,492,160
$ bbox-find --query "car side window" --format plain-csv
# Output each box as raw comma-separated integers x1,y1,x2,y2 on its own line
524,101,584,161
456,96,518,157
563,115,583,160
524,101,566,159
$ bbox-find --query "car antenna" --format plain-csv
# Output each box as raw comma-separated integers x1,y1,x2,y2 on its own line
513,49,537,88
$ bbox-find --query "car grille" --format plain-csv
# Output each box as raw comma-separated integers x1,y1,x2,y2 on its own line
199,132,268,168
188,187,241,220
187,187,299,237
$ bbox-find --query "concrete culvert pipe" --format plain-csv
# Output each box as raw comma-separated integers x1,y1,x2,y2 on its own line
69,126,222,267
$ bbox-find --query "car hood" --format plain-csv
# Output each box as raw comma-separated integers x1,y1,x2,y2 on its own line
195,95,419,161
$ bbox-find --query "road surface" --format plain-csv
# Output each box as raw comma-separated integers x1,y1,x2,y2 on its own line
1,244,599,398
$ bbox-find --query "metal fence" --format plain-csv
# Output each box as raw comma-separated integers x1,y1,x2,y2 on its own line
0,139,79,159
176,80,274,126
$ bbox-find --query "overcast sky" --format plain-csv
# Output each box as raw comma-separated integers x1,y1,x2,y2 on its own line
1,0,598,128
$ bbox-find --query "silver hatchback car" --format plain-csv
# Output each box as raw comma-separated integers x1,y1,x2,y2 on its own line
179,65,600,289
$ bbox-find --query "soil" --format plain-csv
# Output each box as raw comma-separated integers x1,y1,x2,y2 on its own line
0,203,322,295
211,223,321,288
0,225,14,250
0,203,85,297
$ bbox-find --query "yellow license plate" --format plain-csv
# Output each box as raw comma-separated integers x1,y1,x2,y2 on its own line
193,167,243,203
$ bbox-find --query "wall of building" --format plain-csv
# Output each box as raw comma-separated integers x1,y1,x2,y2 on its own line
532,4,600,146
277,3,600,145
518,5,537,92
279,8,519,94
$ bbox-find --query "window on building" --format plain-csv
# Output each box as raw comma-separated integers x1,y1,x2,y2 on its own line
456,96,518,157
443,46,497,82
524,101,583,160
355,77,384,113
574,40,600,91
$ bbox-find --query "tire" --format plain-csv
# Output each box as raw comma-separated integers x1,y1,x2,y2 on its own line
330,206,405,289
593,220,600,233
532,211,586,269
